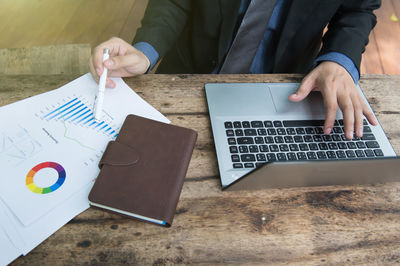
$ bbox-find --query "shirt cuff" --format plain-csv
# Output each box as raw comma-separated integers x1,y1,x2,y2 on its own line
133,42,159,72
314,52,360,84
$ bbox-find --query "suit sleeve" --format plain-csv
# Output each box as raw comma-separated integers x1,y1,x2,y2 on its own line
318,0,381,72
133,0,192,58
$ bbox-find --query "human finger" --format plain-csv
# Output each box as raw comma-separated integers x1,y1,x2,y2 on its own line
90,57,115,88
105,78,116,89
350,92,364,138
289,75,315,102
105,53,142,71
88,55,100,83
338,93,355,140
320,86,338,135
92,44,110,76
360,94,378,126
92,38,124,75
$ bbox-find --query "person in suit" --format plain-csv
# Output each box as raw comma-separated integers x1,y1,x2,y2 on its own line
89,0,381,139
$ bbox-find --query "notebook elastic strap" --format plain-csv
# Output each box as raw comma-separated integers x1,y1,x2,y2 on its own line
99,141,140,169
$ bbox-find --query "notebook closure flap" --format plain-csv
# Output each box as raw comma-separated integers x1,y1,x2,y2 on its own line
99,141,139,169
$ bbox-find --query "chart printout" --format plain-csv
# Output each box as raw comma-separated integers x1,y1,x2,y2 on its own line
0,74,169,226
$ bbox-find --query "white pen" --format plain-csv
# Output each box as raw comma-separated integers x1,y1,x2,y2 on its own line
94,48,110,122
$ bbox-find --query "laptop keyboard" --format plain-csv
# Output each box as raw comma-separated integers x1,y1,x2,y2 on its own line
224,119,384,169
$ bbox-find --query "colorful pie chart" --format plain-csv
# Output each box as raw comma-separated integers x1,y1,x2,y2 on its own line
26,162,66,194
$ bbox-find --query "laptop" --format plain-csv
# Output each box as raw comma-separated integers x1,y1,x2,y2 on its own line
205,82,399,190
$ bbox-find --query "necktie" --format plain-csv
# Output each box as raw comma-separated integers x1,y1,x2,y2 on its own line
219,0,277,74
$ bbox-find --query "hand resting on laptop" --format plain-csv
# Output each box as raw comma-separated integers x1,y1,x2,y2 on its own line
289,61,378,140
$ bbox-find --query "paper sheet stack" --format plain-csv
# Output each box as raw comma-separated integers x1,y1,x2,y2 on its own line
0,74,169,265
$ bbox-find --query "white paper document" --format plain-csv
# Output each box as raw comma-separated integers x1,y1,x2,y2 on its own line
0,73,169,264
0,181,93,256
0,225,20,266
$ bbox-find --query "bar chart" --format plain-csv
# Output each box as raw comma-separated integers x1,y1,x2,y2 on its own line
37,95,120,139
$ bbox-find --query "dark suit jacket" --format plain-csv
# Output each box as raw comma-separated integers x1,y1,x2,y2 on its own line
133,0,380,74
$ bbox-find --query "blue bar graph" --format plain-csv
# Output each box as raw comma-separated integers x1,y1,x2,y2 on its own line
88,121,97,127
48,101,80,120
71,109,90,122
94,121,104,128
42,98,78,119
65,106,87,121
83,117,94,126
40,96,120,139
59,103,84,120
77,113,93,124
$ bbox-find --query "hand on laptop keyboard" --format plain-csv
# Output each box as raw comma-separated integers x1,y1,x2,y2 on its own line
288,61,378,140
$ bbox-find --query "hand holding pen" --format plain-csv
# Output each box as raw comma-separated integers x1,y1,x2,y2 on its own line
89,37,150,89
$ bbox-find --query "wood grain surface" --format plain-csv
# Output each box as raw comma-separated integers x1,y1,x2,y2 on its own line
0,44,91,75
1,74,400,265
371,0,400,74
360,0,400,74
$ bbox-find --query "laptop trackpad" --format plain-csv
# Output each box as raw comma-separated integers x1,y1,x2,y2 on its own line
269,84,325,115
235,85,277,115
205,83,325,116
206,83,277,116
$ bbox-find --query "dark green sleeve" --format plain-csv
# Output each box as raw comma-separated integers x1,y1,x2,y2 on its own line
133,0,192,58
319,0,381,72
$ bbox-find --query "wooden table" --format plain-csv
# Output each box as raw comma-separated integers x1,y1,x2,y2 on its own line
2,74,400,265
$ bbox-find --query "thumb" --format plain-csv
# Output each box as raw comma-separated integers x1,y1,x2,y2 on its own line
104,53,140,70
289,77,314,102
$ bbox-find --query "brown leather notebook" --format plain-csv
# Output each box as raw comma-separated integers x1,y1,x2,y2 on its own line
88,114,197,227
